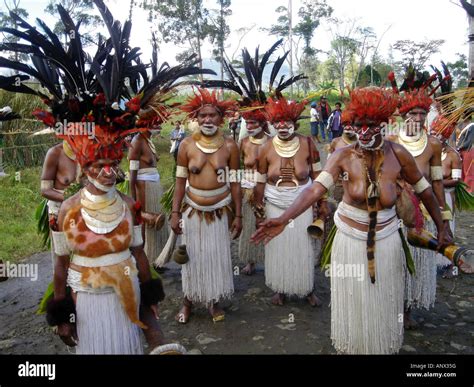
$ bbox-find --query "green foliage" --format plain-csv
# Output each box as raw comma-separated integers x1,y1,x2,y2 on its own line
44,0,103,46
392,39,445,73
447,53,469,89
0,167,45,263
0,0,29,62
0,90,57,169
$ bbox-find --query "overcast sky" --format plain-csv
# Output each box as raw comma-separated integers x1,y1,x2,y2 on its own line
4,0,471,70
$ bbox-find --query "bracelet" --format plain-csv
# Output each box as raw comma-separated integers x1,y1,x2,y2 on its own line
441,210,453,221
235,215,243,218
172,211,181,215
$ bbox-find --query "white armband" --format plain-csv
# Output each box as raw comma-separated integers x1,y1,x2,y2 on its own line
41,180,54,191
255,171,267,183
452,169,462,180
312,162,322,172
430,166,443,181
52,231,70,256
129,160,140,171
441,210,453,221
176,166,189,178
315,171,334,190
414,176,430,194
130,225,144,247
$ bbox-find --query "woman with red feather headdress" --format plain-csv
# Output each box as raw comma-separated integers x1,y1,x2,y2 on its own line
171,88,241,324
252,87,450,354
250,95,328,307
202,39,307,276
0,0,189,354
387,65,453,328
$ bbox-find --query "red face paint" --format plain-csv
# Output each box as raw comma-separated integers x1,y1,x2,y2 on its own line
103,165,111,174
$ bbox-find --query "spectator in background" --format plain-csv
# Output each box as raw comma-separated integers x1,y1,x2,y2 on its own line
170,121,186,162
318,96,331,142
228,111,242,141
310,101,321,144
327,102,343,141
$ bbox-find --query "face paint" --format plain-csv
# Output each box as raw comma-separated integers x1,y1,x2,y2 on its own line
355,124,383,150
247,126,262,137
200,124,219,136
87,175,116,193
276,124,295,140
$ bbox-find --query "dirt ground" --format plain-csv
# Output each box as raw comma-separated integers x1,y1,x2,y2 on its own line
1,143,473,355
1,212,473,355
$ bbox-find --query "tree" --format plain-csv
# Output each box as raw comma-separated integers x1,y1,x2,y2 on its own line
140,0,213,76
265,0,332,94
392,39,445,72
459,0,474,81
0,0,29,62
447,53,469,88
44,0,102,47
208,0,232,85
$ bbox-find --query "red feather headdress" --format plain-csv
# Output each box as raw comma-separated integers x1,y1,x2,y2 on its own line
341,87,399,125
431,114,456,140
264,97,307,123
398,89,434,115
180,88,238,119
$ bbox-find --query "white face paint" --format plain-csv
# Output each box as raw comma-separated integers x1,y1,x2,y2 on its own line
87,175,116,193
247,126,262,137
277,125,295,140
200,124,219,136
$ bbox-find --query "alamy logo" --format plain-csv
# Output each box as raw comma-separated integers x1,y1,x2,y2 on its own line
18,361,56,381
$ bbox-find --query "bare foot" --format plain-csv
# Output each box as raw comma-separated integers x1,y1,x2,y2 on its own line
241,263,256,276
175,300,192,324
307,292,322,307
209,303,225,322
404,311,418,330
271,293,285,306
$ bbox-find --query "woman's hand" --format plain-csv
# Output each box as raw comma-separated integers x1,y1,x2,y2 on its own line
170,213,182,235
230,217,243,240
56,322,78,347
251,217,287,245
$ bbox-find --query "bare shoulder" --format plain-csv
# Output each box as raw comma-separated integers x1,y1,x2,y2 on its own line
46,143,62,159
428,134,442,148
180,136,193,147
446,145,461,160
61,191,81,214
224,136,239,151
331,142,354,161
386,134,398,143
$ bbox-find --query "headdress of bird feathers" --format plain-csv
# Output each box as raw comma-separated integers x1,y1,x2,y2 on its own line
179,88,238,119
341,87,399,126
0,0,145,166
0,0,215,167
201,39,307,123
135,32,216,129
387,63,444,115
263,96,308,124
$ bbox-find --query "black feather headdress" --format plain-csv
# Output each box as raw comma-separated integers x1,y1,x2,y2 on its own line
0,1,148,166
201,39,307,122
135,53,216,128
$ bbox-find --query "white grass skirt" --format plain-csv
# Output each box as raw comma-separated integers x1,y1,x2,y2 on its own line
73,273,143,354
181,207,234,304
264,202,315,297
144,180,169,263
238,191,264,265
404,219,437,310
330,226,405,354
